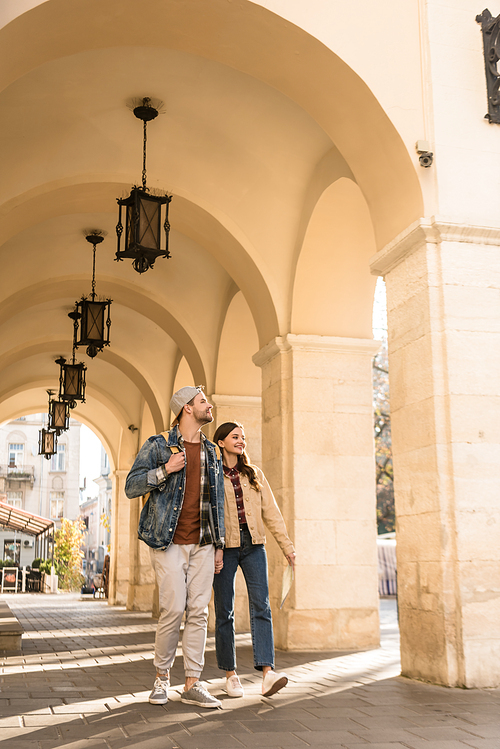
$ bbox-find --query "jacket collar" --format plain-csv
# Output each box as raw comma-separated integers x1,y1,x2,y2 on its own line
167,425,212,448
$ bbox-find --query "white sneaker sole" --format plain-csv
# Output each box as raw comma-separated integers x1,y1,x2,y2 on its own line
225,689,244,697
263,675,288,697
149,695,168,705
180,695,221,708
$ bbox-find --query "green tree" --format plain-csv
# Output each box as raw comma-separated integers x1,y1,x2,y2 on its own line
373,339,395,534
54,517,85,591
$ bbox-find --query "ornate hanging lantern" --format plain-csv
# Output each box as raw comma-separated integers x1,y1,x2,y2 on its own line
46,390,70,435
115,97,172,274
56,348,87,407
38,428,57,460
72,232,112,358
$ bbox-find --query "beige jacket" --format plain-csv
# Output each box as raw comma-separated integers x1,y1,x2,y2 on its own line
224,466,295,556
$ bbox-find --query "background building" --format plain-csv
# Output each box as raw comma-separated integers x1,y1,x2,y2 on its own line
0,415,81,565
80,447,112,583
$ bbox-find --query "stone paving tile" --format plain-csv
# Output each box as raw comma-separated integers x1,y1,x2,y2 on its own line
403,741,487,749
235,733,308,746
108,738,178,749
23,714,86,726
38,742,109,749
292,731,369,745
456,724,500,738
341,745,413,749
404,713,482,728
57,724,127,741
0,726,60,739
407,725,500,741
232,718,308,734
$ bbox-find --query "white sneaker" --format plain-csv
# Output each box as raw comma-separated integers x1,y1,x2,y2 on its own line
262,670,288,697
149,675,169,704
225,674,244,697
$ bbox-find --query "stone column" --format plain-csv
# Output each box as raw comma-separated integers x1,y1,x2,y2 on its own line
371,218,500,688
108,469,129,606
253,334,380,651
127,497,156,611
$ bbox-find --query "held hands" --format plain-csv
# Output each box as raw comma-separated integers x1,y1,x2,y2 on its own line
214,548,224,574
164,451,185,474
286,552,296,572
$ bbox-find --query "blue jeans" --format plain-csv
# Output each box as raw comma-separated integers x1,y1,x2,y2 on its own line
213,525,274,671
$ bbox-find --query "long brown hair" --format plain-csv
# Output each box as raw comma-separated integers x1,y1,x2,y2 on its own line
213,422,262,491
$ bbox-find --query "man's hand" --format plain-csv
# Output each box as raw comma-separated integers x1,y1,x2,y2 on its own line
214,548,224,574
164,451,185,475
286,552,296,572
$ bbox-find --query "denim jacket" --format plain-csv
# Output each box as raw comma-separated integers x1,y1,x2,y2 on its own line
125,427,225,550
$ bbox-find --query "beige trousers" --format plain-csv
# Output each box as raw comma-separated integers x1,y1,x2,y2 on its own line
149,543,215,677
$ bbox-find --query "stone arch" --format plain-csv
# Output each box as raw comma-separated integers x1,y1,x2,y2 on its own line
0,183,280,349
0,0,422,252
0,340,164,433
291,178,377,339
215,292,260,397
0,387,121,471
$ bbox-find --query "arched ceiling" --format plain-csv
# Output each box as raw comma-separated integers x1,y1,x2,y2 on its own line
0,0,422,464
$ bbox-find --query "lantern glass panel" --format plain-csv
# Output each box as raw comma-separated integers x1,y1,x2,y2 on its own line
51,401,67,431
63,364,83,399
39,429,57,458
138,193,161,250
81,301,105,343
125,200,137,252
44,430,55,454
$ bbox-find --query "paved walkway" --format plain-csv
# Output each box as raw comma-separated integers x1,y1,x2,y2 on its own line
1,595,500,749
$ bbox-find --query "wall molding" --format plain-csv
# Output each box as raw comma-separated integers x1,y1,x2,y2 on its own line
253,334,380,368
370,216,500,276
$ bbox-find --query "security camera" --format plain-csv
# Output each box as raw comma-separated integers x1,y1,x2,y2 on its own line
418,152,433,168
416,140,433,168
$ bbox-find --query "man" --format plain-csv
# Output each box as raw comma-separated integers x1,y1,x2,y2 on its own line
125,386,225,708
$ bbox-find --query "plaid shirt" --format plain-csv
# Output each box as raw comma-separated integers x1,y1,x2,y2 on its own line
155,430,214,546
223,465,247,525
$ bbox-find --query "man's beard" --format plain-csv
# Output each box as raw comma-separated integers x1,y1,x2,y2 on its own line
193,406,213,425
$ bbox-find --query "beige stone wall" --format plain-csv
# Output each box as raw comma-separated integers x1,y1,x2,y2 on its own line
254,334,380,651
372,219,500,688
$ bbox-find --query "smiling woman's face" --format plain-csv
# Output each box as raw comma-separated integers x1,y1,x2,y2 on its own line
218,427,246,459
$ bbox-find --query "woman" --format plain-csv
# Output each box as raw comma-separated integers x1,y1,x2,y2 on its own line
213,421,296,698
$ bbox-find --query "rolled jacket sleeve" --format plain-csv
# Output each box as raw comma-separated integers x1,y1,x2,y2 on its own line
125,437,167,498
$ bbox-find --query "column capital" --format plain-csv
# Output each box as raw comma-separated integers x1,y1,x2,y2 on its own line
253,334,380,368
370,216,500,276
113,469,129,481
211,394,261,408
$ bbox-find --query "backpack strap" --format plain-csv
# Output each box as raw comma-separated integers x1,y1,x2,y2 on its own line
161,430,180,453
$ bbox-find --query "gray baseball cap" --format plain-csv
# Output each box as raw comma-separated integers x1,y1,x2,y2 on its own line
170,386,203,423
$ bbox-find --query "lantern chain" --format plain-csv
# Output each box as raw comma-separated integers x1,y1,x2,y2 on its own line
142,119,148,191
91,242,96,301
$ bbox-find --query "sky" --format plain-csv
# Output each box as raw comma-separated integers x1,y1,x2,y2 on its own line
79,425,103,503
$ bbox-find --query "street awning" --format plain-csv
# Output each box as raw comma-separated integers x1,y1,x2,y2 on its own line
0,501,54,537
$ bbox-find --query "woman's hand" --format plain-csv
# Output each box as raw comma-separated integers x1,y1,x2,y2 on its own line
285,552,296,572
214,548,224,574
